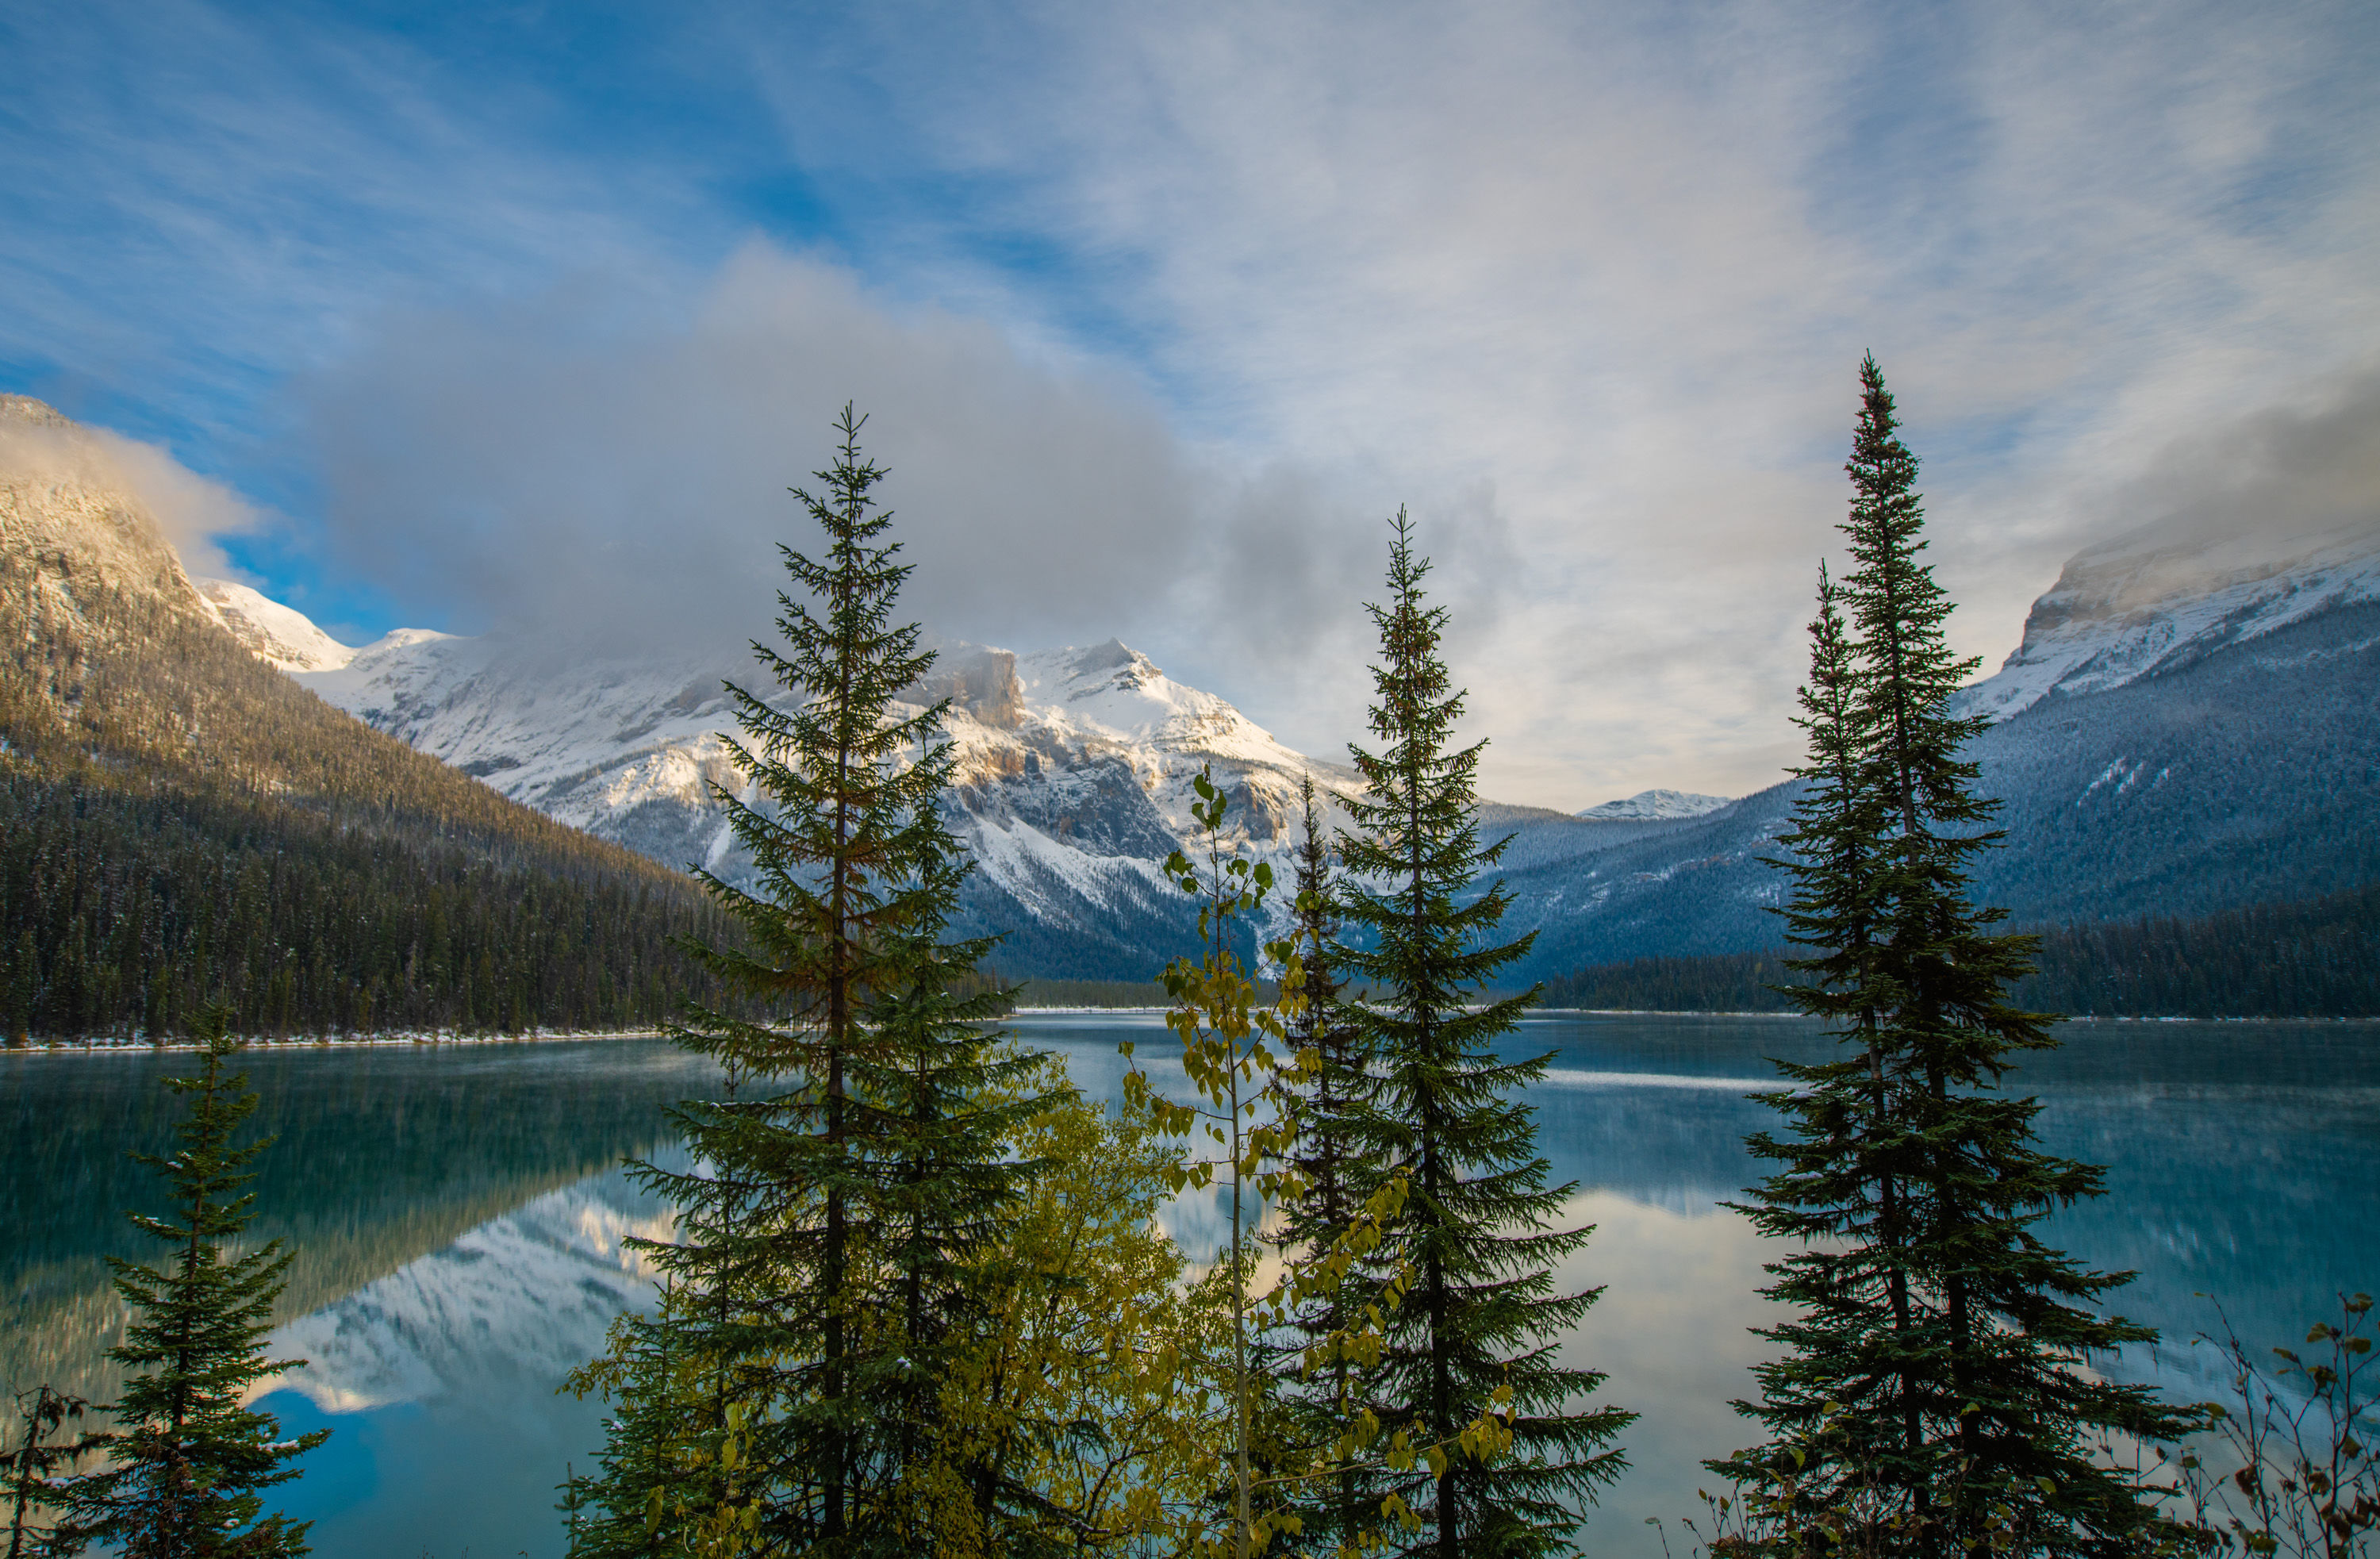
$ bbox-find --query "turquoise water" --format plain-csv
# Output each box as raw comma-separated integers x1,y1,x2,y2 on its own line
6,1015,2374,1555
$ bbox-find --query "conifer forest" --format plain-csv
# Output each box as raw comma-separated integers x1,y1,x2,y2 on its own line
6,376,2375,1559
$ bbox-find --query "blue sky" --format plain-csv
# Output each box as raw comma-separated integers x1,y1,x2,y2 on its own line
6,0,2377,803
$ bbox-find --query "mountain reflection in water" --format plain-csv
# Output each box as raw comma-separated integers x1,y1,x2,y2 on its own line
4,1017,2373,1558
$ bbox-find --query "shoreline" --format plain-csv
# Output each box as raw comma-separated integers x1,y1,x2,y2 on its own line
2,1028,668,1055
8,1009,2370,1055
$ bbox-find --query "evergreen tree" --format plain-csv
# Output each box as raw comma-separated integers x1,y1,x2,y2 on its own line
1264,774,1379,1554
6,1386,100,1559
1332,509,1631,1559
61,1007,328,1557
559,1293,713,1558
851,835,1046,1549
577,406,1040,1553
1722,356,2197,1555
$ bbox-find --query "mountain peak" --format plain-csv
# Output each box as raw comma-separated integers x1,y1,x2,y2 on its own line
1576,788,1733,821
1069,637,1145,675
1961,513,2380,721
1,394,74,429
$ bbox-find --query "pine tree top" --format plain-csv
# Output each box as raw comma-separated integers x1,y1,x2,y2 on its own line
1337,509,1535,1027
681,406,974,1066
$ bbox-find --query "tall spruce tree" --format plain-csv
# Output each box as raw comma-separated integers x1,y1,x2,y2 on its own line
61,1008,327,1557
579,406,1040,1553
854,839,1044,1549
1333,510,1631,1559
1724,356,2196,1555
1263,774,1379,1555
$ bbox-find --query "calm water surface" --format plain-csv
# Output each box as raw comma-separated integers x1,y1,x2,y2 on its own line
5,1016,2375,1556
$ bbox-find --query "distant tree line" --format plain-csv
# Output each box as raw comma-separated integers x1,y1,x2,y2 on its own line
1542,880,2380,1018
2010,881,2380,1018
0,771,732,1039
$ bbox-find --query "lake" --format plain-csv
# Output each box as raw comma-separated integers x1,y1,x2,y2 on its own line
6,1014,2375,1556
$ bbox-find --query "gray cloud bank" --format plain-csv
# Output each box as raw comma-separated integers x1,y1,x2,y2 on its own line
2098,359,2380,561
291,240,2380,816
306,247,1203,655
298,244,1518,764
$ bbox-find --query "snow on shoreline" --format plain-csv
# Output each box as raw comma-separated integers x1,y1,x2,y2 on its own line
2,1027,667,1055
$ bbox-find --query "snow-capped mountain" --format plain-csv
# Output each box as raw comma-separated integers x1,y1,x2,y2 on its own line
1576,789,1732,822
232,495,2380,985
1958,513,2380,721
1488,513,2380,976
297,626,1368,977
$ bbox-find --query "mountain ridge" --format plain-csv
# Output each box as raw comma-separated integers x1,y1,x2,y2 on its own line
1956,509,2380,721
0,396,731,1040
112,384,2378,985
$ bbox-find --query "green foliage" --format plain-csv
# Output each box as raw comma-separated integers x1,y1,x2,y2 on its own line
570,1062,1244,1558
572,408,1046,1554
1330,509,1631,1558
1123,764,1315,1557
59,1008,328,1556
1263,774,1382,1555
932,1062,1234,1557
1723,357,2197,1555
1124,766,1474,1559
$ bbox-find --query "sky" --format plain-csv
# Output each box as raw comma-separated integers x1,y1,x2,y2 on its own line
4,0,2376,808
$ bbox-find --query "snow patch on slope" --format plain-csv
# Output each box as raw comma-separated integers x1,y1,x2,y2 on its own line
195,578,355,670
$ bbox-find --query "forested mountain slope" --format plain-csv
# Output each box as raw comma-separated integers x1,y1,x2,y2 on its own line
1541,881,2380,1019
0,395,729,1039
